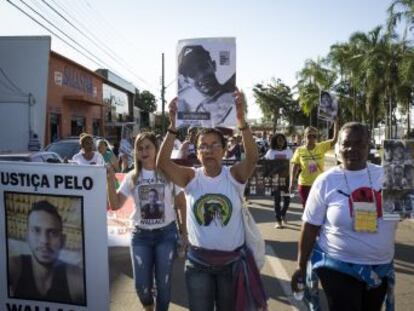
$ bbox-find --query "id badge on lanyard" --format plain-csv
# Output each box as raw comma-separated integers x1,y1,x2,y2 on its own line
352,201,378,233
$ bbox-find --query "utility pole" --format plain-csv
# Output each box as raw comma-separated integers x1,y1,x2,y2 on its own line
161,53,166,135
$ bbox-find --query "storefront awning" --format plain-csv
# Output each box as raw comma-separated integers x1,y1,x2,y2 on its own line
63,95,103,106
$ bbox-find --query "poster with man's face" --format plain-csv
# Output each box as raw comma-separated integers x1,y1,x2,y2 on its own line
177,37,236,128
382,139,414,219
318,91,338,122
0,162,109,311
5,192,85,305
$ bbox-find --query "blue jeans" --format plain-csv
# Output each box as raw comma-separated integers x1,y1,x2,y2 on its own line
130,222,178,311
185,259,234,311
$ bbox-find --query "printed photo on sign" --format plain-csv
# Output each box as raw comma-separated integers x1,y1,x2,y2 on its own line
382,140,414,219
177,37,236,128
4,192,86,306
138,184,165,224
318,91,338,122
107,173,134,247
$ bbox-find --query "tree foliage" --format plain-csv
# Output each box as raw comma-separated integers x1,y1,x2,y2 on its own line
134,89,157,113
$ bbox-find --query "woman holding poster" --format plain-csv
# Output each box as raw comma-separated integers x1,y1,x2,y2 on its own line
107,132,187,311
157,90,267,310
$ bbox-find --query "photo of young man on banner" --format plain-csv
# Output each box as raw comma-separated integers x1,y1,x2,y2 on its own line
0,162,109,311
5,193,85,305
177,37,236,128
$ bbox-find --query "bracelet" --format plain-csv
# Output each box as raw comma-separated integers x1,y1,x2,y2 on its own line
167,128,178,135
238,124,249,131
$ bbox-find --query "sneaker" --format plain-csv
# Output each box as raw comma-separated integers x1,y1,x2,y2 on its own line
282,216,288,225
274,221,283,229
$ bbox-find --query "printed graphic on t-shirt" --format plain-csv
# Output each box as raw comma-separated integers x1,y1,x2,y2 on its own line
308,160,318,173
348,186,382,218
138,183,165,225
193,194,232,227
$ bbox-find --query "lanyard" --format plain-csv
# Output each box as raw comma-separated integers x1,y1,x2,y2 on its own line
342,166,377,207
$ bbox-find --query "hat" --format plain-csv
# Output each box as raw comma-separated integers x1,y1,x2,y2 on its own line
178,45,212,77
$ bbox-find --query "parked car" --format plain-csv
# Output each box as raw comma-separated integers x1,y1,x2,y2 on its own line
0,151,63,163
44,136,113,160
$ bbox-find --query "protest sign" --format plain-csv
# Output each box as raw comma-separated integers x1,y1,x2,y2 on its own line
0,162,109,311
177,37,236,128
318,90,338,122
382,139,414,220
107,173,134,247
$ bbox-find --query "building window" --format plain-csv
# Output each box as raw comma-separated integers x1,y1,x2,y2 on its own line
92,119,101,136
71,117,85,136
50,113,61,142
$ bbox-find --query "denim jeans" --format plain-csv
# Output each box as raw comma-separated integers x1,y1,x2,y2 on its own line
130,221,178,311
185,259,234,311
273,186,290,221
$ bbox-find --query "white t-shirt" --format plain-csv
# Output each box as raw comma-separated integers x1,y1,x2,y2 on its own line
72,151,105,166
118,169,178,229
303,163,398,265
264,148,293,160
185,166,245,251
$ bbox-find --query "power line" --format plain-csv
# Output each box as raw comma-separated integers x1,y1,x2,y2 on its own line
7,0,109,69
49,0,157,92
42,0,154,89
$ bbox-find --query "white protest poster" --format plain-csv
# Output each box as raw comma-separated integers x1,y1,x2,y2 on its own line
0,162,109,311
317,90,338,122
107,173,134,247
382,140,414,220
177,37,236,128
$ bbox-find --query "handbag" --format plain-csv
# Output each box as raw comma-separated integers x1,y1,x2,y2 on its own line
241,203,266,269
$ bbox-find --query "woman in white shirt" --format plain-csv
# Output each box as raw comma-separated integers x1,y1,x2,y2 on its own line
107,132,186,311
157,91,267,310
291,122,398,311
71,133,104,166
264,133,293,228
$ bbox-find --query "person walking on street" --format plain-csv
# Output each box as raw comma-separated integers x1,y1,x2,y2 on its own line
107,132,187,311
264,133,293,228
289,119,339,207
157,90,267,311
291,122,398,311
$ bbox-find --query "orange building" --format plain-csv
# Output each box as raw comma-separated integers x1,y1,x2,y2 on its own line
46,52,105,144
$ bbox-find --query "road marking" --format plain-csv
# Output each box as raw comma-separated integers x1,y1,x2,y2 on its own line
266,244,307,311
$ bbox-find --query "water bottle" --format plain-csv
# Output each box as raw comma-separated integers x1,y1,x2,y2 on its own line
293,277,304,301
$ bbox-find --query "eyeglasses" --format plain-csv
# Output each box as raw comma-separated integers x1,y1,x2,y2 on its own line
307,134,317,139
198,143,223,152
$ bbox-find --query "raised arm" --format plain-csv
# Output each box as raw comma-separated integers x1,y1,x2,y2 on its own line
230,90,259,183
327,118,339,147
107,168,127,210
156,98,194,188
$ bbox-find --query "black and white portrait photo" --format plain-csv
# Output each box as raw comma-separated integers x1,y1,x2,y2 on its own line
382,140,414,219
318,91,338,122
177,37,236,128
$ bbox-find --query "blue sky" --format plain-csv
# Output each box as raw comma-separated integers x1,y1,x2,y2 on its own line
0,0,393,119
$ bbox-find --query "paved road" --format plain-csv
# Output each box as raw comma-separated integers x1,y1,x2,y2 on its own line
109,154,414,310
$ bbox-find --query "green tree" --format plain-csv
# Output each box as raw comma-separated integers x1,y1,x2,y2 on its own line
295,57,336,126
134,89,157,113
253,78,296,133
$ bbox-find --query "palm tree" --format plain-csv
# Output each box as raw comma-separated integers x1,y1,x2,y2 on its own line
295,57,336,126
